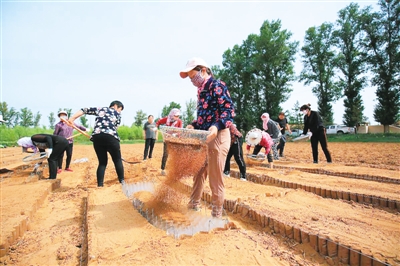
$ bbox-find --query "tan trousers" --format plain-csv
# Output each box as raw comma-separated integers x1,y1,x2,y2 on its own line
190,128,230,217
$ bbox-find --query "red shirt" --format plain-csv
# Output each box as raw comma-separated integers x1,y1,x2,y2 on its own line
156,117,183,128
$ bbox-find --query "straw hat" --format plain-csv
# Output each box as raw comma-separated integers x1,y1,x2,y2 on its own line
245,128,262,146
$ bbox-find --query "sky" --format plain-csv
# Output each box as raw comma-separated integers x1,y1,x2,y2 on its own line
1,0,379,128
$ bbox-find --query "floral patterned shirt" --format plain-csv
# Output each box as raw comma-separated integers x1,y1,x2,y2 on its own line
81,107,122,141
191,77,235,131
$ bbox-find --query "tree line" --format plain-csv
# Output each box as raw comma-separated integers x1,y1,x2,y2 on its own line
1,0,398,134
213,0,399,133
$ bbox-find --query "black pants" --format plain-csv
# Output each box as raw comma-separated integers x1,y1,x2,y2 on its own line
224,137,246,175
58,143,73,169
310,128,332,163
143,138,156,160
276,135,286,155
92,133,124,186
253,145,273,163
161,142,168,170
48,138,69,179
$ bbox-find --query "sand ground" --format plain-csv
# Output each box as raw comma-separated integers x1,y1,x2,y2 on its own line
0,140,399,266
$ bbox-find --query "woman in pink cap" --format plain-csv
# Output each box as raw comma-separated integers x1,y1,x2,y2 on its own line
180,57,235,219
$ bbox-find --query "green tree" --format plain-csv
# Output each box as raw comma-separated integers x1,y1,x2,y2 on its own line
19,107,34,127
215,35,258,132
134,110,147,127
161,102,181,118
182,99,196,127
33,111,42,128
287,101,303,127
80,116,89,128
0,102,18,128
333,3,367,127
48,112,56,130
254,20,299,122
300,22,341,125
57,108,72,117
215,20,298,133
360,0,400,132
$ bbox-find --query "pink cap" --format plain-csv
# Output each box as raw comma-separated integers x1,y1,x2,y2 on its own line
179,57,209,78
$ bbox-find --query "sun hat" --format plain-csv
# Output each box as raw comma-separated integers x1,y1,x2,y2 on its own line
179,57,209,78
58,110,68,117
245,128,262,146
17,137,37,153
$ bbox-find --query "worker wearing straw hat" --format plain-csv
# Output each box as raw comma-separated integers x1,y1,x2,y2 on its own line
245,128,275,169
180,57,235,219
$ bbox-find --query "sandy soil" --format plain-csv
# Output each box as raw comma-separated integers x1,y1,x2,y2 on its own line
0,140,399,266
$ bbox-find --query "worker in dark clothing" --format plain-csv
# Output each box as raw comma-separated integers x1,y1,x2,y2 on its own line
275,112,291,157
223,124,247,181
31,134,69,179
300,104,332,164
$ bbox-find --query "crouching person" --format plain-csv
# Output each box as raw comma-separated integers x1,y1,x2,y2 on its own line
31,134,69,179
245,128,274,169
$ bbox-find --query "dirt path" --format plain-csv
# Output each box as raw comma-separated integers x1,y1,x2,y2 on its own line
0,142,399,266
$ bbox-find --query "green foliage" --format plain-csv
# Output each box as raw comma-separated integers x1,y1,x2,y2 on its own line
80,115,89,128
327,133,400,143
117,125,144,140
300,22,342,126
333,3,367,127
360,0,400,129
215,20,298,133
48,112,56,130
161,102,182,118
287,101,303,126
182,99,196,127
0,125,54,146
134,110,147,127
33,111,42,128
0,102,18,128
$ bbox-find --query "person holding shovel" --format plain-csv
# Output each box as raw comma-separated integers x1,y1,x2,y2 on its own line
68,100,125,187
180,57,235,219
53,110,87,173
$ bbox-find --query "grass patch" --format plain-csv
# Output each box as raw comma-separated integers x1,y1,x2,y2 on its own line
326,133,400,143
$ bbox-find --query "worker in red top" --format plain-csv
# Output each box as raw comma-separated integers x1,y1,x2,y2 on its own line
155,108,183,175
245,128,275,169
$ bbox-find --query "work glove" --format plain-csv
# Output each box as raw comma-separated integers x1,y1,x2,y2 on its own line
46,148,53,158
307,132,312,139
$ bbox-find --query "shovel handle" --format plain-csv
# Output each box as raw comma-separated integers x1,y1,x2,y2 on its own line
60,117,91,138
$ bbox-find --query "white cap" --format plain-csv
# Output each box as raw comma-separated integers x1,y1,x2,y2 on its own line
245,129,262,146
179,57,209,78
58,110,68,117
